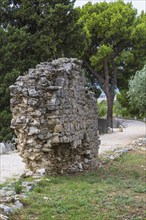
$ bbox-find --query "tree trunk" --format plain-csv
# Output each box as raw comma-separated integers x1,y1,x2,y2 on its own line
83,60,117,129
106,94,115,128
103,58,114,129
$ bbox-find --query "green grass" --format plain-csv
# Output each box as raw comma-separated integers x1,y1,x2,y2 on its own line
9,149,146,220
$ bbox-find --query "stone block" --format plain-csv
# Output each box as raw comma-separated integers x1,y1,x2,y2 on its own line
54,124,63,133
28,127,40,135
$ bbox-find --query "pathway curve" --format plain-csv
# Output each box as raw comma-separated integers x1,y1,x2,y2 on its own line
0,119,145,183
99,119,145,154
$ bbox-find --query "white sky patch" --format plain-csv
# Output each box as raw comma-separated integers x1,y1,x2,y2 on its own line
74,0,146,14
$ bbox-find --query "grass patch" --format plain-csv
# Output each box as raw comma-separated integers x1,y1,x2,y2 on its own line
10,149,146,220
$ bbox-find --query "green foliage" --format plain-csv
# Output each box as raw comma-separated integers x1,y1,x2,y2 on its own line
13,180,23,194
113,91,133,118
0,0,84,141
94,88,102,99
113,91,142,119
84,70,102,98
98,97,130,118
78,1,139,73
86,84,102,99
0,111,13,141
118,12,146,89
77,1,146,127
97,101,107,118
127,64,146,115
90,44,113,69
113,100,129,118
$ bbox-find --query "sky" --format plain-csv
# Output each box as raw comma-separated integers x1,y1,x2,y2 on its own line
75,0,146,14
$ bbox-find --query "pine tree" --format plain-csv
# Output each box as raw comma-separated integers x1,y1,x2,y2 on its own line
77,1,146,128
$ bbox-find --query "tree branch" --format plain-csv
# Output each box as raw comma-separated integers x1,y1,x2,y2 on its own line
111,59,117,88
83,60,104,87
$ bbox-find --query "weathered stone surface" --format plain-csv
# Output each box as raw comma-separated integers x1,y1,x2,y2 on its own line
28,127,40,135
0,204,13,215
10,58,100,174
0,214,9,220
36,168,46,176
13,200,23,210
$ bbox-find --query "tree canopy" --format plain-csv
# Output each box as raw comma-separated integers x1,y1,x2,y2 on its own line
77,1,146,127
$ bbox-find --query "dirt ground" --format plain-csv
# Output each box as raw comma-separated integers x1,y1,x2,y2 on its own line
0,119,145,183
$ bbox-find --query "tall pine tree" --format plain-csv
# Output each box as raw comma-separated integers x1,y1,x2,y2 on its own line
77,1,146,128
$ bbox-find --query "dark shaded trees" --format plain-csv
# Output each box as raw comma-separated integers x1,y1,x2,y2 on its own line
0,0,83,141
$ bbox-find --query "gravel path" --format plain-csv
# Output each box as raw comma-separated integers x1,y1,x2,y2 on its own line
0,152,25,183
99,119,145,154
0,119,145,183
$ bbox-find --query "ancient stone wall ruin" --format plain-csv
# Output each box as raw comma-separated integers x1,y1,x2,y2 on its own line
10,58,100,174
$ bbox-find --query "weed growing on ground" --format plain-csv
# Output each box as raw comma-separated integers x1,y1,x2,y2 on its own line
13,180,23,194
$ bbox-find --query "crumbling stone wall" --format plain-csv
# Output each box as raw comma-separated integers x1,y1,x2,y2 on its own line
10,58,100,174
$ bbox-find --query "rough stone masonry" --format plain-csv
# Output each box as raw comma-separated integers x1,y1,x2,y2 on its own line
10,58,100,174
